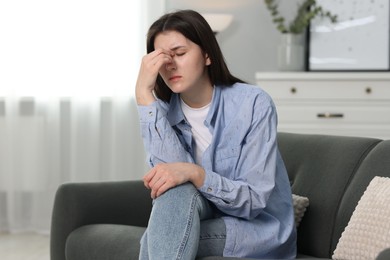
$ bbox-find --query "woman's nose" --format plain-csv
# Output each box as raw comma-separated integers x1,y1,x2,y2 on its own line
166,55,176,71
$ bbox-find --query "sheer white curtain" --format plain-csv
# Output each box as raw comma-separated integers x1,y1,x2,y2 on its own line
0,0,166,233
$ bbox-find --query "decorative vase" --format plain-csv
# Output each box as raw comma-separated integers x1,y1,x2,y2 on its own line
277,33,305,71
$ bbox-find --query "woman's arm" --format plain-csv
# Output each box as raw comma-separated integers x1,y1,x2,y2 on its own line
138,101,194,166
136,49,194,166
138,105,206,198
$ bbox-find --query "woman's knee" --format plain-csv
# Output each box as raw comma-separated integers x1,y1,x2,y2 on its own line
154,182,199,203
152,182,212,216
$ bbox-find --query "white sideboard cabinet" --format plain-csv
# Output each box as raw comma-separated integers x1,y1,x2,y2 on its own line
255,72,390,140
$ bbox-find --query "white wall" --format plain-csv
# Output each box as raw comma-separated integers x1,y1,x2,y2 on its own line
165,0,299,84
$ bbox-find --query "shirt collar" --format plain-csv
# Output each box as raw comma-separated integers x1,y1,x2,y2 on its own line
166,85,221,128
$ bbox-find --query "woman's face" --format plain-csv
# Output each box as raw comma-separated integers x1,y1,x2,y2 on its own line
154,30,211,97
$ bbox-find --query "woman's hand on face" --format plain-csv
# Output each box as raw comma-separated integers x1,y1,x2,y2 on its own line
135,49,173,105
143,162,205,199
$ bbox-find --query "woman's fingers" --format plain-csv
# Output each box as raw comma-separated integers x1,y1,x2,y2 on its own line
143,167,156,189
145,169,169,199
144,49,172,71
150,178,170,199
153,181,171,199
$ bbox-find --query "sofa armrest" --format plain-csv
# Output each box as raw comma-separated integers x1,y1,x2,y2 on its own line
50,180,152,260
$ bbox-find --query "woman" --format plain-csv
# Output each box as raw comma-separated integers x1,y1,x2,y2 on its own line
136,9,296,259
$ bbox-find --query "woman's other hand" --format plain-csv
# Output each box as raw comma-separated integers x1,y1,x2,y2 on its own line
135,49,173,105
143,162,205,199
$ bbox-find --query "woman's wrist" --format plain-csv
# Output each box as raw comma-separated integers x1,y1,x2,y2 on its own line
191,165,205,188
136,88,156,106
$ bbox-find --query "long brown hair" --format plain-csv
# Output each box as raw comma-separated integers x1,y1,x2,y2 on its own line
146,9,245,102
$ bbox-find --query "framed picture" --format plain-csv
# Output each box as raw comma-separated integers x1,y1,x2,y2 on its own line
307,0,390,71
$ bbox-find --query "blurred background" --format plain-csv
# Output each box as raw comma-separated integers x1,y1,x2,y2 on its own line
0,0,289,235
2,0,388,238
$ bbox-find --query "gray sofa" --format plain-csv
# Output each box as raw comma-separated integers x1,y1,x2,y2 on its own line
50,132,390,260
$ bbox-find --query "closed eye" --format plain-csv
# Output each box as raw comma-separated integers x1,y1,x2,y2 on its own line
176,52,185,56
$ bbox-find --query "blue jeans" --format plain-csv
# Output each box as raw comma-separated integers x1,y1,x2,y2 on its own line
139,183,226,260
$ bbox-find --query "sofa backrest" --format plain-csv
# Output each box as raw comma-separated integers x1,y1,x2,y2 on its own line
332,140,390,253
277,132,381,258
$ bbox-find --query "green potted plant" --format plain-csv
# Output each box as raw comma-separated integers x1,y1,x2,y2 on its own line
264,0,337,34
264,0,338,71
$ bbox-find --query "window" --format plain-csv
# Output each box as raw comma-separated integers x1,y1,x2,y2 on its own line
0,0,146,97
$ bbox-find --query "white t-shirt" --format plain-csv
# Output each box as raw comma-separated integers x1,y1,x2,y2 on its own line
180,99,212,165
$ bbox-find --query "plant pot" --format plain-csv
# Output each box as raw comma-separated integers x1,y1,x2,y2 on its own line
277,33,305,71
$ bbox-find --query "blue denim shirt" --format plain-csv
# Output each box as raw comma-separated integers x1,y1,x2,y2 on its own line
138,83,297,258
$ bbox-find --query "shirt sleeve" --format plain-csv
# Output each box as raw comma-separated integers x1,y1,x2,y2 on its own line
199,98,281,220
137,101,194,166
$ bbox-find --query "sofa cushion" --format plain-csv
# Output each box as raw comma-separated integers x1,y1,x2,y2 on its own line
292,194,309,227
333,176,390,260
66,224,146,260
63,194,308,260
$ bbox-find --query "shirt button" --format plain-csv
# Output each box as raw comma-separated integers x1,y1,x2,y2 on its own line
148,111,153,116
207,187,212,192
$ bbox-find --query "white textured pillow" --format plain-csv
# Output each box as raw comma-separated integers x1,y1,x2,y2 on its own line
333,176,390,260
292,194,309,227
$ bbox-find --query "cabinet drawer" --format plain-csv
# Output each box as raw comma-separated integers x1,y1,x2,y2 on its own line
275,102,390,124
258,81,390,100
255,72,390,139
